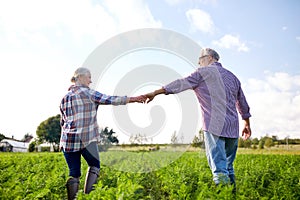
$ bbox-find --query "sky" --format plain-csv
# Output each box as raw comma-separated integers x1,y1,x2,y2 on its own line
0,0,299,143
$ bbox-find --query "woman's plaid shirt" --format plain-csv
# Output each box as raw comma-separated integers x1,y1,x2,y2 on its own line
59,85,127,152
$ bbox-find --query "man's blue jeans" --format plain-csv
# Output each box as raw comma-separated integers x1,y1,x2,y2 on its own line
204,131,238,185
63,142,100,178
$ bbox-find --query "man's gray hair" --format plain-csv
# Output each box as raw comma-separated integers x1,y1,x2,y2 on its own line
201,48,220,61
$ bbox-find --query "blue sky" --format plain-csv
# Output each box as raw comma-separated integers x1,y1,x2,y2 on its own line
0,0,299,143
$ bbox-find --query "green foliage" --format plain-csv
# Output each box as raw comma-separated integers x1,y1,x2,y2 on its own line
28,141,36,152
0,153,67,199
0,152,299,199
191,135,201,147
265,137,274,148
99,127,119,151
21,133,33,142
36,114,61,146
239,137,252,148
259,139,265,149
252,138,259,145
238,137,245,148
0,133,6,141
191,130,204,148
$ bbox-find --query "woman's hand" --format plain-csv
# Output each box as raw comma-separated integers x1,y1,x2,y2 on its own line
128,95,147,103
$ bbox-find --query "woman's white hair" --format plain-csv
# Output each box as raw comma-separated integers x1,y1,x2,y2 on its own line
71,67,91,83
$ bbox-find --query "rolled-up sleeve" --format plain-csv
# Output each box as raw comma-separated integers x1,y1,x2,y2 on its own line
91,90,127,105
236,87,251,119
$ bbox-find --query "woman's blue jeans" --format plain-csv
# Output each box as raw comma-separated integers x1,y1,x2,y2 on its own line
204,131,238,185
63,142,100,178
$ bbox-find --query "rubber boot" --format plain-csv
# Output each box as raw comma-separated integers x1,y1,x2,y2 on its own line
66,177,80,200
84,166,99,194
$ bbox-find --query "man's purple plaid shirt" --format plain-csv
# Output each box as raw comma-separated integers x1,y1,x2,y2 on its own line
59,85,127,152
163,62,251,138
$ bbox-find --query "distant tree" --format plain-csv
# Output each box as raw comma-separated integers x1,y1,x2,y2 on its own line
99,127,119,151
199,129,204,142
271,135,279,146
21,133,33,142
129,133,148,145
251,138,259,145
100,127,119,144
191,135,201,147
36,114,61,151
28,140,37,152
244,139,252,148
191,130,204,147
171,131,178,145
265,137,274,148
271,135,278,141
258,139,265,149
0,133,6,141
238,137,245,148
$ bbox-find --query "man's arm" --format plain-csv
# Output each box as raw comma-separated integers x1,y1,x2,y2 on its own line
145,88,166,103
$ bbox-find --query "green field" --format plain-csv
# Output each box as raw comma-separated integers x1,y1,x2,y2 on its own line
0,150,300,199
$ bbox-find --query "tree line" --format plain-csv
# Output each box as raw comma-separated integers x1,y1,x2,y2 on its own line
191,130,300,149
1,115,299,152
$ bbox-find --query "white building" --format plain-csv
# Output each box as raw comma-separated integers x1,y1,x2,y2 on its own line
0,139,29,152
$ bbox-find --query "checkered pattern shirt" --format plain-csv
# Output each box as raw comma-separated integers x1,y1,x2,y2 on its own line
59,84,127,152
163,62,251,138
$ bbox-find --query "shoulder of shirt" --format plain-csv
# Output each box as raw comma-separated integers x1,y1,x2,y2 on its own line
196,62,220,73
65,85,88,96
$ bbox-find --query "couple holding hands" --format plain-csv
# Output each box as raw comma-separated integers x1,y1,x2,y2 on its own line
60,48,251,199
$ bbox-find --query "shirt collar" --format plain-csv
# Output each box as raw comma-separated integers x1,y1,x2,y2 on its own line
68,84,89,91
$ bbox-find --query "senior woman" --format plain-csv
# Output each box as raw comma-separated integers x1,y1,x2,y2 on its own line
60,67,145,200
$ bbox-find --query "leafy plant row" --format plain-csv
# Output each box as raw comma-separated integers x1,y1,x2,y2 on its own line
0,152,299,199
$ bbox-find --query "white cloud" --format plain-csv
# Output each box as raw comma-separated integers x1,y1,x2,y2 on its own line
212,34,249,52
296,36,300,42
164,0,183,6
244,72,300,139
265,72,300,92
186,9,215,34
165,0,217,6
103,0,162,32
0,0,162,45
0,0,162,140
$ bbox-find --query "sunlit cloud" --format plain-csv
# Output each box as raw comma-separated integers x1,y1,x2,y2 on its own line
244,72,300,139
165,0,217,6
0,0,162,140
186,9,215,34
0,0,162,45
212,34,249,52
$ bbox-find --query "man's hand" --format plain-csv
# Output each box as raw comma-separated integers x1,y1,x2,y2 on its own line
242,118,251,140
129,95,147,103
143,88,166,104
144,92,156,104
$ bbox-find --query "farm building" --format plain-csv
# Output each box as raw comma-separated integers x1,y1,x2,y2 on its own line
0,139,29,152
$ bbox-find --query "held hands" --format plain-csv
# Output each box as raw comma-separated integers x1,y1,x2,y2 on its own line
128,96,147,103
143,88,166,103
128,93,156,104
129,88,166,104
144,92,156,104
